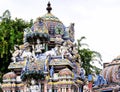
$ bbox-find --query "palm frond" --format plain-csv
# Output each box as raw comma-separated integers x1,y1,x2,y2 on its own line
3,10,11,19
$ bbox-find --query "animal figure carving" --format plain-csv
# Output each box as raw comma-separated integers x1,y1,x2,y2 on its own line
45,48,57,57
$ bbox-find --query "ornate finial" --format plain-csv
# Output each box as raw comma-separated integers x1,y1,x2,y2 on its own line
46,2,52,13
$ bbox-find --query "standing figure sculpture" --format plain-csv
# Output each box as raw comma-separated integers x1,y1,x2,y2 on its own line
35,39,44,58
44,56,49,72
50,66,54,77
79,68,85,80
69,23,75,42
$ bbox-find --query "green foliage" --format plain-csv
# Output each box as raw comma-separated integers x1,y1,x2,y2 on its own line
0,10,33,82
77,36,102,75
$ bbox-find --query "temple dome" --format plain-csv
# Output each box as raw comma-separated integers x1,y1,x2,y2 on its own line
41,13,61,22
31,2,65,43
113,55,120,61
25,2,75,44
35,12,65,35
3,72,16,80
101,64,120,83
59,68,73,76
101,55,120,84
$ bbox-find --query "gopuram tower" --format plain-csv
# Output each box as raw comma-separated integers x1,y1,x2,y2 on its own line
1,2,85,92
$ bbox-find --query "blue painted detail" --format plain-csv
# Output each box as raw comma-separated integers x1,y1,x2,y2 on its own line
80,68,85,80
94,74,107,86
88,74,93,81
50,66,54,77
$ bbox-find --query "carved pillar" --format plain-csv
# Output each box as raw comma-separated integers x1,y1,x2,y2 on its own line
71,88,74,92
12,90,15,92
65,88,66,92
61,88,63,92
38,82,41,92
68,87,71,92
44,81,47,92
88,82,92,92
49,89,52,92
45,43,48,51
58,87,61,92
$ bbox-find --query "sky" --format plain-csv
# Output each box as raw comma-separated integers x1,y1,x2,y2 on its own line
0,0,120,67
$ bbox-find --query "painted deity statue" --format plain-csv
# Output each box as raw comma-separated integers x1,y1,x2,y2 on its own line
72,45,81,63
59,40,72,59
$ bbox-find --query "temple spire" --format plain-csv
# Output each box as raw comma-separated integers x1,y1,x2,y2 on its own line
46,2,52,13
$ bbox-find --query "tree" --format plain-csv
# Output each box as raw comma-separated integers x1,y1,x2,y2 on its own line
77,36,102,75
0,10,33,82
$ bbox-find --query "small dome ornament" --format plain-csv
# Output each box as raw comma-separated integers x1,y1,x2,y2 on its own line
46,2,52,13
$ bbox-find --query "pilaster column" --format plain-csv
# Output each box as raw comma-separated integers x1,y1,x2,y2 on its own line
38,82,41,92
68,87,71,92
49,89,52,92
44,81,47,92
71,88,74,92
58,87,61,92
62,88,64,92
45,43,48,51
65,88,66,92
12,90,15,92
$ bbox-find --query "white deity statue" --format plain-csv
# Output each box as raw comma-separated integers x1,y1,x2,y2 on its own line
35,39,44,58
30,79,40,92
60,41,69,59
